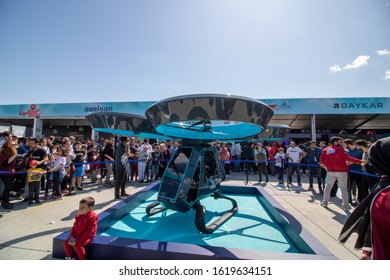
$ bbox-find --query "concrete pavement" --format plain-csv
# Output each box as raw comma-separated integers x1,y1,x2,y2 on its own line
0,171,360,260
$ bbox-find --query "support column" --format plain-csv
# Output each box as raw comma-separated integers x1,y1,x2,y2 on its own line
33,117,43,138
310,114,316,142
91,129,99,141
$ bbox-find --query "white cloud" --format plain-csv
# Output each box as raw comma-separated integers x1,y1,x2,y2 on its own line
344,55,370,69
329,55,370,73
385,70,390,80
377,49,390,56
329,64,343,73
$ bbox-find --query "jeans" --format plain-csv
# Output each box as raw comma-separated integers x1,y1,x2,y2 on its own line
257,162,268,182
348,172,362,203
28,181,40,201
234,155,241,172
104,160,113,184
287,163,301,184
52,170,65,197
151,164,159,180
0,176,14,204
114,169,127,196
308,166,321,187
275,166,284,183
138,161,147,181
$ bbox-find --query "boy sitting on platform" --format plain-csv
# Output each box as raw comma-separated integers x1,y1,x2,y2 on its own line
64,196,98,260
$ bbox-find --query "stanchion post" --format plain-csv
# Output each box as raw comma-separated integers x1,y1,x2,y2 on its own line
245,160,249,185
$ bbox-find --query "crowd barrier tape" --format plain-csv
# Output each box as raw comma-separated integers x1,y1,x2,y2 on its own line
220,159,380,179
0,158,380,179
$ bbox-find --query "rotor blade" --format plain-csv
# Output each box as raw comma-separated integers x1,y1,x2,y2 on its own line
163,123,204,132
209,130,230,135
188,120,206,127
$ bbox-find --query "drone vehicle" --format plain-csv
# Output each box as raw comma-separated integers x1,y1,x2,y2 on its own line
86,94,274,233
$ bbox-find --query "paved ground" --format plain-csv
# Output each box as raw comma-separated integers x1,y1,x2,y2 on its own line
0,171,361,260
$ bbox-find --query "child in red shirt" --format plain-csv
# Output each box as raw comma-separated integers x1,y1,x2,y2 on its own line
64,196,98,260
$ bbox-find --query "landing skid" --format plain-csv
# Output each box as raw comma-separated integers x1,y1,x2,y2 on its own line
146,201,167,216
194,192,238,234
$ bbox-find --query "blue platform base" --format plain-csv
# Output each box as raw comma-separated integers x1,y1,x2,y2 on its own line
53,182,336,260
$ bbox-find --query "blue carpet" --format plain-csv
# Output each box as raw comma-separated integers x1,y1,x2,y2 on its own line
101,194,298,253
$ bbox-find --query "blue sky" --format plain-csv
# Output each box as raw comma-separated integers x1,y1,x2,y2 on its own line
0,0,389,105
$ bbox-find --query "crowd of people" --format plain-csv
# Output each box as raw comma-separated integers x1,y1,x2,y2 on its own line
1,130,389,259
0,131,381,209
216,138,378,210
0,132,177,205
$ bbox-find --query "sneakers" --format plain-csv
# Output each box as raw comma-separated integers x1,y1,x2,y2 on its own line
120,193,129,197
35,200,42,204
342,205,350,211
320,201,328,208
27,200,34,205
3,203,14,209
114,196,122,200
76,186,83,191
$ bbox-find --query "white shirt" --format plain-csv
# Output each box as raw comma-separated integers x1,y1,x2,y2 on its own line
233,143,242,156
286,147,302,163
274,153,286,167
139,143,153,154
53,156,66,170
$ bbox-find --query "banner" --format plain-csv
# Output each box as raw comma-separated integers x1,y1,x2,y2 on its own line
0,97,388,117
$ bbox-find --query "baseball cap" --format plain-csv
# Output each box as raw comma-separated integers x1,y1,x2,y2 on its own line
29,160,39,167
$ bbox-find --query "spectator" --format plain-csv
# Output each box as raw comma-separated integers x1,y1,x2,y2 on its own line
130,151,139,182
343,138,363,205
26,160,45,205
17,137,30,155
71,142,87,191
339,136,390,259
302,141,322,192
138,145,150,183
255,143,269,183
25,138,48,196
232,142,242,172
0,140,17,209
219,142,231,179
150,145,160,181
102,137,115,187
268,142,279,176
274,148,286,185
48,147,66,200
355,139,379,195
158,142,170,178
320,136,365,211
139,139,152,181
286,141,303,187
114,136,130,199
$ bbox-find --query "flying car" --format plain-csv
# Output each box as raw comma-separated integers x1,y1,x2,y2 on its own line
86,94,274,233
